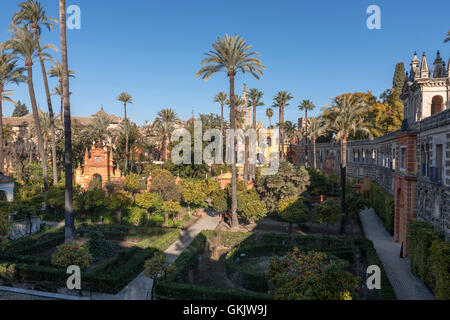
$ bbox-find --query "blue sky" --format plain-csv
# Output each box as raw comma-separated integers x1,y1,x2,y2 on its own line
1,0,449,126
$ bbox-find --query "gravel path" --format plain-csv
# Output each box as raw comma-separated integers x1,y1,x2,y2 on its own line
93,214,221,300
359,208,434,300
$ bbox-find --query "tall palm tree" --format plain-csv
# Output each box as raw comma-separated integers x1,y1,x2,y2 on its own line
445,30,450,43
117,120,133,173
0,51,25,173
213,92,227,134
153,108,180,162
117,92,133,120
323,94,371,231
248,88,264,129
265,107,273,127
47,60,75,122
86,112,112,143
307,117,327,169
59,0,75,242
196,34,265,229
298,99,315,166
13,0,59,185
2,25,50,190
273,91,293,160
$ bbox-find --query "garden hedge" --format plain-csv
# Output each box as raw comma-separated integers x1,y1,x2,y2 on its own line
369,182,394,235
0,225,181,294
407,221,449,300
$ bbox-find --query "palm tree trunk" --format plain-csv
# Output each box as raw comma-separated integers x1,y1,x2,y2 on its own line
278,107,282,160
313,138,317,169
60,81,64,123
124,102,127,120
229,73,238,229
268,116,271,127
220,103,224,134
305,109,308,167
340,137,347,234
0,90,4,174
34,29,58,185
252,103,256,129
26,64,49,191
60,0,76,242
125,133,129,172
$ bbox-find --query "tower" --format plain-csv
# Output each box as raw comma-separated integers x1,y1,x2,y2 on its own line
238,84,252,128
401,51,450,126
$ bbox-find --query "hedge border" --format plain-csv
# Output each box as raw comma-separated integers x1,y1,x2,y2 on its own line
0,225,181,294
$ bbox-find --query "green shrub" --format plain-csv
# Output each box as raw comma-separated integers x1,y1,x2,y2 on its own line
407,221,448,300
51,242,93,270
127,206,148,226
369,183,394,234
85,231,113,261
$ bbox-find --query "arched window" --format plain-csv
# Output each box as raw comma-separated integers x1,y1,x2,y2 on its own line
431,95,444,115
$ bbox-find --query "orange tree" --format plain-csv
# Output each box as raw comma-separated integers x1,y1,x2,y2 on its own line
266,248,359,300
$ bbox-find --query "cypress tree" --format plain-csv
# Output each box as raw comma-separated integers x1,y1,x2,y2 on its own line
12,100,29,117
393,62,406,94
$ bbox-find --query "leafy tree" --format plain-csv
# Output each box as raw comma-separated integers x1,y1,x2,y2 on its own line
306,167,327,196
150,169,181,202
196,34,265,229
84,188,106,222
266,249,359,300
179,178,207,212
107,190,133,223
12,100,28,117
161,200,182,227
312,199,343,231
135,192,163,215
238,189,267,223
277,196,308,233
211,188,227,213
144,251,174,299
256,161,310,213
124,173,142,198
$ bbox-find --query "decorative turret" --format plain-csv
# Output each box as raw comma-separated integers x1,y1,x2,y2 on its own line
420,52,429,78
432,50,446,78
410,52,420,80
448,57,450,77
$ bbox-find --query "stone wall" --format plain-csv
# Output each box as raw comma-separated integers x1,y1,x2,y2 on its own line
291,108,450,240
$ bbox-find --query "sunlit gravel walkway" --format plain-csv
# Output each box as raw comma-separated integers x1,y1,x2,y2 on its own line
359,208,434,300
93,214,221,300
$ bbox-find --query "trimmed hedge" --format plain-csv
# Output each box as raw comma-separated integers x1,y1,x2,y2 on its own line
0,225,181,294
155,231,273,300
362,239,397,300
369,182,394,235
407,221,449,300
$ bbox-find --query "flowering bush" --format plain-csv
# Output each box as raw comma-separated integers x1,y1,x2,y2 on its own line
266,248,359,300
51,242,93,270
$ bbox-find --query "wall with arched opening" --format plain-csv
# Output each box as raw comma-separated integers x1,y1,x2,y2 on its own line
431,95,444,115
